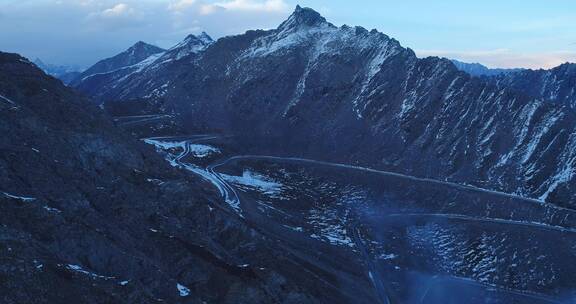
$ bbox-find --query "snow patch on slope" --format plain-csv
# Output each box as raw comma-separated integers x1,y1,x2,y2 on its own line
66,264,115,280
0,94,16,105
308,208,354,248
2,191,36,202
540,164,574,201
221,170,283,196
177,283,191,297
188,144,220,158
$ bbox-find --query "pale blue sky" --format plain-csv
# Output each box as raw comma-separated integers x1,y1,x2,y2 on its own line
0,0,574,69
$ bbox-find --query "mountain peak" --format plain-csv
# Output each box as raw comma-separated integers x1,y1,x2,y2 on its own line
128,41,164,53
167,32,214,60
278,5,328,30
71,41,165,85
198,32,213,43
180,32,214,47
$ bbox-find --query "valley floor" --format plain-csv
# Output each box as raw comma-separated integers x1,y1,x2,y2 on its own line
141,126,576,304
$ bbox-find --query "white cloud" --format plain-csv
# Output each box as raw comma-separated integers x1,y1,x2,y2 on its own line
101,3,135,17
166,0,291,37
83,2,146,31
199,4,222,15
169,0,289,15
168,0,197,12
214,0,289,12
54,0,97,6
417,49,576,69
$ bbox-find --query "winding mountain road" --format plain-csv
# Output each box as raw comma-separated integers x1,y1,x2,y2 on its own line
350,224,391,304
384,213,576,234
144,136,243,215
210,155,576,215
114,114,174,127
142,136,574,304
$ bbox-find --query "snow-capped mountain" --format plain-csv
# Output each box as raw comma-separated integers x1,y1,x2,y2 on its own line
75,6,576,209
71,41,165,86
492,62,576,108
450,59,524,77
73,34,214,101
166,32,214,61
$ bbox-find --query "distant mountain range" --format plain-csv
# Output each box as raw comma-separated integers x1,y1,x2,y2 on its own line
492,63,576,108
450,59,525,77
73,5,576,210
452,59,576,109
33,58,82,84
71,41,166,87
451,59,576,109
73,34,213,99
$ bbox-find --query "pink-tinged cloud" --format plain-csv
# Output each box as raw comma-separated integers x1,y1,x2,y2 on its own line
417,49,576,69
169,0,289,14
213,0,289,12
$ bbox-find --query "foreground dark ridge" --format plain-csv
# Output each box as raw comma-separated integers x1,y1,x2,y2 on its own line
0,52,374,303
75,6,576,210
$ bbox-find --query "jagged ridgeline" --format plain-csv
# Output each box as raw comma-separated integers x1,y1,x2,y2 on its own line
74,6,576,209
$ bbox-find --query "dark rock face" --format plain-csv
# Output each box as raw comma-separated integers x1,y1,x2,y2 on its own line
0,52,352,303
493,63,576,108
75,7,576,209
71,41,165,87
450,59,524,77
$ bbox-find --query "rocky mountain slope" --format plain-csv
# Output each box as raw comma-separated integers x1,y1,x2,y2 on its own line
450,59,524,77
0,52,355,303
492,63,576,108
74,6,576,209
